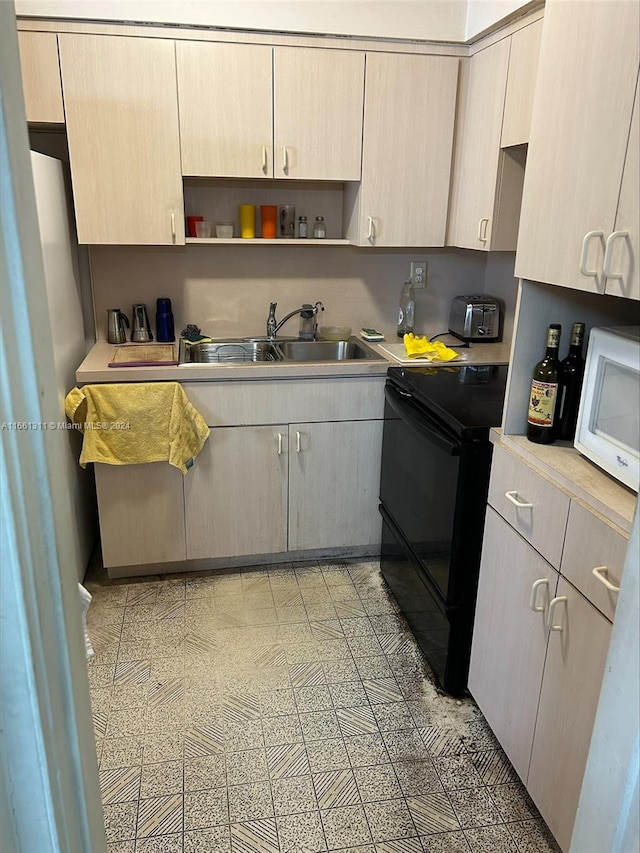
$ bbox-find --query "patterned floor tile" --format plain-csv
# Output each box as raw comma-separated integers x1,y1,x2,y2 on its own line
101,737,144,770
329,681,368,708
382,730,429,763
290,662,326,688
100,766,142,805
184,825,231,853
184,754,226,791
419,728,466,758
294,685,334,713
321,804,372,849
103,801,138,842
355,656,393,679
420,830,471,852
227,749,269,785
313,768,361,808
300,710,342,742
183,789,227,832
309,619,344,640
272,775,318,816
277,810,327,853
372,703,415,733
447,788,503,830
505,819,561,853
464,824,518,852
362,678,404,705
433,756,484,791
263,714,304,747
336,706,379,737
321,658,359,683
137,794,183,838
106,840,136,853
306,738,351,773
184,725,224,758
353,764,402,803
266,742,310,778
393,760,444,797
487,783,538,823
406,793,460,835
228,781,274,822
230,818,280,853
224,718,265,753
260,688,297,718
136,832,183,853
347,636,384,658
140,761,184,798
316,639,353,661
467,751,518,786
345,734,390,768
364,798,418,843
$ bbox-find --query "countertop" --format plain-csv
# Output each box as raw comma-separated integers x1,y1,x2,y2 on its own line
75,339,512,383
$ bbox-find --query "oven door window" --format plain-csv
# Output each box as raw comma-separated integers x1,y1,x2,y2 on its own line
380,385,461,602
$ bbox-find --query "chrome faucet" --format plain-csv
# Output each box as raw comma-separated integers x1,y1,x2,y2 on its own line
266,301,325,340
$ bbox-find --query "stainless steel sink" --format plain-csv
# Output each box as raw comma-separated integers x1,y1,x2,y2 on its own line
179,337,380,364
276,339,378,362
180,340,282,363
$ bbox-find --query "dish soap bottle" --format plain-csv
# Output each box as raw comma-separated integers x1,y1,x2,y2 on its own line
397,280,415,337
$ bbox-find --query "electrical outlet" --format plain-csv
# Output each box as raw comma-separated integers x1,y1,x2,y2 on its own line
410,261,428,289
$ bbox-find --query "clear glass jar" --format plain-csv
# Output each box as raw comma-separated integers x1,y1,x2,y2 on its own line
313,216,326,239
298,216,308,238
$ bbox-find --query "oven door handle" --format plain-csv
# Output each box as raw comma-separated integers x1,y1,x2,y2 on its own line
385,384,461,456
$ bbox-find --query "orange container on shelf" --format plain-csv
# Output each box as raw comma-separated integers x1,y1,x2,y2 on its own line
260,205,277,238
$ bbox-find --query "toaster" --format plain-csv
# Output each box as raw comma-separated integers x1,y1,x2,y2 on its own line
448,295,500,342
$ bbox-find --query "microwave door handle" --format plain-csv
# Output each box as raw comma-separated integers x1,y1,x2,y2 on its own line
385,384,461,456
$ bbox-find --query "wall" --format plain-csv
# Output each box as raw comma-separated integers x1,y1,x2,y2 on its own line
89,245,497,343
15,0,535,43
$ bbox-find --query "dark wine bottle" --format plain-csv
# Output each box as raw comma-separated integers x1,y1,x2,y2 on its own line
557,322,586,441
527,323,562,444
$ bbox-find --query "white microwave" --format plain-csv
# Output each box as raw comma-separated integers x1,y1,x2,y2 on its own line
575,326,640,492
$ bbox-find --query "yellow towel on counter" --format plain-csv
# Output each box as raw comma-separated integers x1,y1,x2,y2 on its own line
403,333,460,362
64,382,210,473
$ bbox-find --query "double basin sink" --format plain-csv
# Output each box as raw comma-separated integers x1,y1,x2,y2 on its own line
179,337,380,365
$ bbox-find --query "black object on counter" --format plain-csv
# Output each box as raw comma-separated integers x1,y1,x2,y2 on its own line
156,297,175,343
379,364,507,696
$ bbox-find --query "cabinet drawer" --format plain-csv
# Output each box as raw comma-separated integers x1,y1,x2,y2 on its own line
488,444,570,568
560,501,628,622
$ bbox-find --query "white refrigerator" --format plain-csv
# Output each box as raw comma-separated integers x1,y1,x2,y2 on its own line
30,150,97,582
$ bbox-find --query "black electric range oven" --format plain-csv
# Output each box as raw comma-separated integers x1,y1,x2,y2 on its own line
379,364,507,696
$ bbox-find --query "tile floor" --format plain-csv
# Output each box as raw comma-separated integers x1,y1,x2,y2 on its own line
85,557,561,853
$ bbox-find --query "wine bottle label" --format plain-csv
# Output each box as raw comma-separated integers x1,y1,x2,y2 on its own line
528,380,558,427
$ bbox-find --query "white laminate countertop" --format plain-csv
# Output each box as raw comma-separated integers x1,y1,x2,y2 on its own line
75,339,511,384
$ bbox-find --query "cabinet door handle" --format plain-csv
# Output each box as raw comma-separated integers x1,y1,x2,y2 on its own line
504,490,533,508
477,217,489,243
282,146,288,174
295,430,301,453
276,432,283,456
603,230,629,281
529,578,549,613
546,596,567,631
367,216,375,242
592,565,621,593
579,230,605,279
171,212,176,243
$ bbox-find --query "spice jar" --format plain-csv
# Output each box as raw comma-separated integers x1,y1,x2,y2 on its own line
298,216,308,238
313,216,326,239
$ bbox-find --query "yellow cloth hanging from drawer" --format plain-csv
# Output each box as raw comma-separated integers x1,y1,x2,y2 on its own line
64,382,210,473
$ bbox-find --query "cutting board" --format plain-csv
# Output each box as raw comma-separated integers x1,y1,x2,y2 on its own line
108,344,177,367
377,342,466,364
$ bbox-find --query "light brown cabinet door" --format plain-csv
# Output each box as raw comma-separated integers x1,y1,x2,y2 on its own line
527,578,612,852
501,18,543,147
288,420,383,551
447,38,511,251
95,462,186,568
18,31,64,124
468,507,557,781
184,425,288,560
177,41,273,178
515,0,639,290
358,52,459,247
273,47,364,181
604,78,639,301
58,34,184,245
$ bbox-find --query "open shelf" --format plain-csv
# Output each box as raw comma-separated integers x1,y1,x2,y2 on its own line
185,237,351,245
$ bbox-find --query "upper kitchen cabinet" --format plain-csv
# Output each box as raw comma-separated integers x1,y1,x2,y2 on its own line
176,42,364,181
18,31,64,124
58,34,184,245
177,42,273,179
515,0,639,298
500,18,543,148
447,37,524,251
345,52,459,247
273,47,364,180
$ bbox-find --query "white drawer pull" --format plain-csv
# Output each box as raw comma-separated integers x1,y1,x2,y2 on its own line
603,230,629,281
276,433,283,456
579,229,605,279
592,566,620,593
296,430,302,453
504,490,533,509
529,578,549,613
547,596,567,632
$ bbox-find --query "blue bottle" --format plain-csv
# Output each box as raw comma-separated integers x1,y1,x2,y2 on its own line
156,298,175,342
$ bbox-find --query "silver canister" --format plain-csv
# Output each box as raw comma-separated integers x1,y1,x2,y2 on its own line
106,308,129,344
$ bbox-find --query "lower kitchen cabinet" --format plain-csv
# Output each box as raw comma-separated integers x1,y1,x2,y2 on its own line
468,507,556,781
470,441,624,852
94,461,187,567
184,425,288,560
184,419,383,559
288,419,383,551
526,576,612,852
